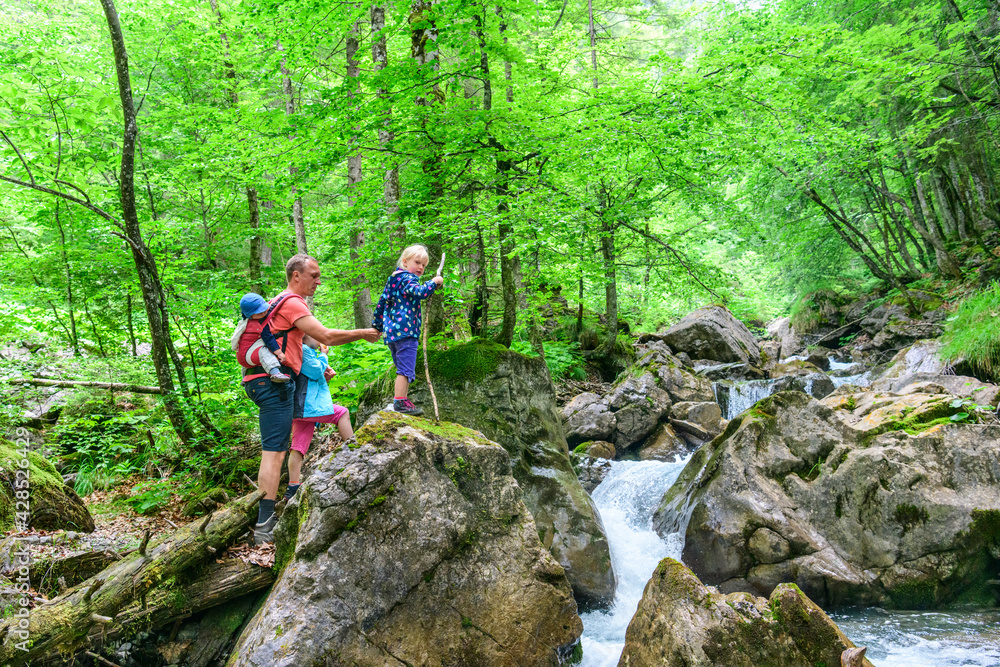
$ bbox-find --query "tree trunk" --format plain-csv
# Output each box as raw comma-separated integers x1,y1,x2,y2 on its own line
98,0,196,443
469,220,489,337
126,289,137,357
599,212,618,355
89,559,274,651
278,40,308,255
905,159,965,278
10,378,162,394
53,202,80,356
587,0,598,90
248,186,264,296
930,171,959,240
0,489,265,664
477,14,517,348
372,4,403,257
411,0,446,336
348,20,372,329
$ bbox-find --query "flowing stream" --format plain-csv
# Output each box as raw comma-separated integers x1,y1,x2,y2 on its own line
577,459,1000,666
578,459,689,666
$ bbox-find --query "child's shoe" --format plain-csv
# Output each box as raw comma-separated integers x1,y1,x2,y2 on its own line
393,398,424,416
268,368,291,383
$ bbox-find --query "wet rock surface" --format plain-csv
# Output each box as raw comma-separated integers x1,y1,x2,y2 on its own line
653,390,1000,609
360,341,614,609
229,411,583,667
618,558,872,667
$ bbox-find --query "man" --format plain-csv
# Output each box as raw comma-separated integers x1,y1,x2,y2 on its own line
243,254,380,544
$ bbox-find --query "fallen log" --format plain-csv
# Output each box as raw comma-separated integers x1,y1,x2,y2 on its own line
8,377,162,394
29,549,122,598
100,557,274,643
0,489,264,665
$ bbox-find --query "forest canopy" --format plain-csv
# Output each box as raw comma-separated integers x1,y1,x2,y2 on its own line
2,0,999,436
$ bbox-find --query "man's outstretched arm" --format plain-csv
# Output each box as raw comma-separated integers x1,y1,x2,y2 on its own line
293,315,380,346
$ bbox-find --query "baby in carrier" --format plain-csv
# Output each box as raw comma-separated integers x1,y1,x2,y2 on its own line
230,293,292,382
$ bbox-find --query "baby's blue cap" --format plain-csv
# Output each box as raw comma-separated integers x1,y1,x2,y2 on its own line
239,293,269,318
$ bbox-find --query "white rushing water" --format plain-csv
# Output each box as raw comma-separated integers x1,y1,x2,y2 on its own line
578,459,690,667
577,459,1000,666
831,609,1000,667
715,378,779,420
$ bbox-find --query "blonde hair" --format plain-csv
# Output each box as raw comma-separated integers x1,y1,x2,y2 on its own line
397,244,430,269
302,335,320,350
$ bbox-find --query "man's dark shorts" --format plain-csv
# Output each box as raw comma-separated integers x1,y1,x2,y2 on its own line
388,337,419,383
243,371,307,452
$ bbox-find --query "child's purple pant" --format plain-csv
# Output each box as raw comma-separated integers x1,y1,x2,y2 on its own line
388,337,419,382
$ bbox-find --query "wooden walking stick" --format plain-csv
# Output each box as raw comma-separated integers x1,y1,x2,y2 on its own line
422,252,445,423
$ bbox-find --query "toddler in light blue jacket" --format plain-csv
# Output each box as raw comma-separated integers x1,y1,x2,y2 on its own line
285,336,353,500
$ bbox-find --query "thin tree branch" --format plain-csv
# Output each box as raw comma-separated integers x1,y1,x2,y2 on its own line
0,130,36,185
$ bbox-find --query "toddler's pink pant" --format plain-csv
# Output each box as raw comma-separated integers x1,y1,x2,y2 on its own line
291,405,349,455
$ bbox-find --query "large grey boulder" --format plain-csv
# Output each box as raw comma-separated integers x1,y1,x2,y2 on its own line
869,372,1000,406
655,363,715,403
229,411,583,667
765,316,803,359
660,306,761,365
860,303,909,336
618,559,872,667
359,341,614,610
606,372,671,451
876,340,949,379
638,423,692,462
670,401,722,435
653,390,1000,608
562,393,616,444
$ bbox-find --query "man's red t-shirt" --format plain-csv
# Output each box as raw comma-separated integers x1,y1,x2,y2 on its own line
242,291,311,382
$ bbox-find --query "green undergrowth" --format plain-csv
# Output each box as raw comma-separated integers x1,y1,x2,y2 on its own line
941,281,1000,382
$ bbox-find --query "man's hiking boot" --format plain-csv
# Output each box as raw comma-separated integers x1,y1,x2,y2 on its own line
268,368,291,383
253,511,278,546
393,398,423,416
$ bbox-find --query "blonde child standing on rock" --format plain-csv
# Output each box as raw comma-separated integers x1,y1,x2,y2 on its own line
372,244,443,416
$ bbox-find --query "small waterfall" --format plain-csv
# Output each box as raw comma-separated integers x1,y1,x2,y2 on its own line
575,450,1000,667
578,458,690,666
714,379,779,421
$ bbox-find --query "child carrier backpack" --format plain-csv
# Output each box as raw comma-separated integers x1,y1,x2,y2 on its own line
233,294,303,372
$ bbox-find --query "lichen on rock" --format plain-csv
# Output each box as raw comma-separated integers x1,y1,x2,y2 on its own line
358,341,615,610
653,389,1000,609
229,411,583,667
618,558,871,667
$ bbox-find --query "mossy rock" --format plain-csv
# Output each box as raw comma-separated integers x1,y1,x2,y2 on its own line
888,289,945,314
356,340,615,610
0,437,94,532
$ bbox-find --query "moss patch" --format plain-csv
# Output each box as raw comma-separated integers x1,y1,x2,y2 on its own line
355,410,498,450
893,503,929,533
420,339,514,385
860,401,960,444
0,437,94,532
